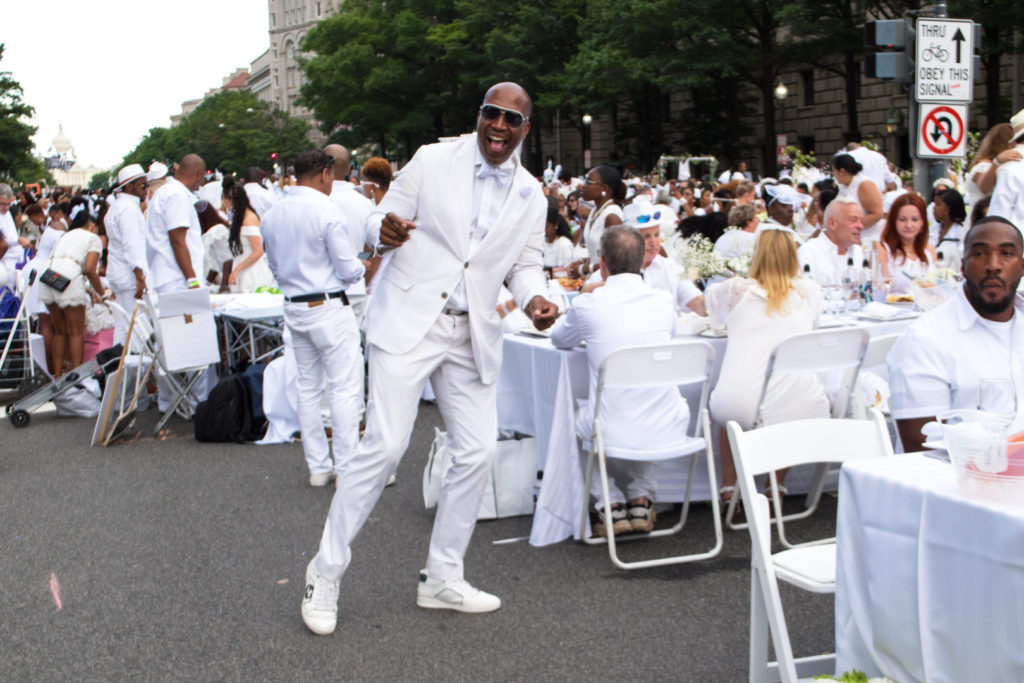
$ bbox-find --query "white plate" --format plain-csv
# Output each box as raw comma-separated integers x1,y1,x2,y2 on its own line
516,327,551,339
698,328,728,338
923,440,946,451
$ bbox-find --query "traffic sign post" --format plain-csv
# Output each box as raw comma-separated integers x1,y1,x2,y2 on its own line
915,18,974,103
918,103,968,158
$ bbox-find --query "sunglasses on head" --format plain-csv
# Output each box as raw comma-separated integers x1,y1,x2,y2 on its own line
634,211,662,225
479,104,528,128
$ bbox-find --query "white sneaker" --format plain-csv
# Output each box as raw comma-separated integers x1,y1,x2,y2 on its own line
301,559,340,635
309,471,335,487
416,572,501,613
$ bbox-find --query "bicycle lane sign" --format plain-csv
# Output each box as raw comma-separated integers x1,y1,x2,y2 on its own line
915,18,973,103
918,103,967,158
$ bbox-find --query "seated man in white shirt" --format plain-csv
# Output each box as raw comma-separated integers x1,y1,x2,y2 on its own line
551,226,690,536
797,195,864,286
888,216,1024,452
581,203,705,315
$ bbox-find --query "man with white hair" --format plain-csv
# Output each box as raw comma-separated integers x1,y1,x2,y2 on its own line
105,164,150,343
988,108,1024,233
0,183,27,290
797,195,864,286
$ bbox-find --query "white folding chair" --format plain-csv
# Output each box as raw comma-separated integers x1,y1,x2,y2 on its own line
855,333,901,451
144,290,219,434
727,410,892,683
579,340,723,570
725,327,869,547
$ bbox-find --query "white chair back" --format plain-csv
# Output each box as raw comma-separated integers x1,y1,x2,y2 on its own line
757,327,869,423
728,409,893,683
861,333,899,369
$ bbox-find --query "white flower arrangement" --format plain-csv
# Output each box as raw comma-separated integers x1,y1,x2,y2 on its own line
674,233,728,280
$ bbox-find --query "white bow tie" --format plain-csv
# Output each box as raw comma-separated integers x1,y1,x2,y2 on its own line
476,162,514,187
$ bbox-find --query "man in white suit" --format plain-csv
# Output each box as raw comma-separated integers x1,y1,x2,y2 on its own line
301,82,558,634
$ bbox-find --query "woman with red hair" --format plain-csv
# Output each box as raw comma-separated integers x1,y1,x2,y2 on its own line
873,193,936,296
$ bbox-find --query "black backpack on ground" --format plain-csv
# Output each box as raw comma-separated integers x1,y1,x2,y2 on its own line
194,370,268,443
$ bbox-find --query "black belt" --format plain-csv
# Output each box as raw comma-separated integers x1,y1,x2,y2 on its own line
285,290,350,305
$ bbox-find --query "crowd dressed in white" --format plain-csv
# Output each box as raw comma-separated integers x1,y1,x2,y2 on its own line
2,86,1023,630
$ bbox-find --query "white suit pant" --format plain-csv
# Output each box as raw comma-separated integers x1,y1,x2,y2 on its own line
283,298,363,476
315,312,496,583
589,457,657,508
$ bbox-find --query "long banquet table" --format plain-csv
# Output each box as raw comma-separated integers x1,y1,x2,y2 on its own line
835,453,1024,682
496,315,916,547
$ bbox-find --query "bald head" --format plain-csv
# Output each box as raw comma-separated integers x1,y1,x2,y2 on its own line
483,81,532,118
177,154,206,191
324,144,351,180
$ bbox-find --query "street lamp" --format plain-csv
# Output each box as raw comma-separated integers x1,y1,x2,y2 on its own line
774,80,789,170
885,106,899,135
582,113,593,171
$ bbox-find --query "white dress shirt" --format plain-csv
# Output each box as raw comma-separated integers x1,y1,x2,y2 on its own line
550,273,689,447
643,254,701,311
988,145,1024,233
888,285,1024,430
713,229,757,259
797,233,864,287
245,182,276,220
105,193,148,289
329,180,374,297
260,185,364,298
444,146,515,312
543,236,574,268
0,209,23,288
146,177,204,291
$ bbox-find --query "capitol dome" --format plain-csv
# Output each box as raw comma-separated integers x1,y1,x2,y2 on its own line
51,124,75,155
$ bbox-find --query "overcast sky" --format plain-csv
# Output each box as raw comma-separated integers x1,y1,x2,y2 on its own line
4,1,270,170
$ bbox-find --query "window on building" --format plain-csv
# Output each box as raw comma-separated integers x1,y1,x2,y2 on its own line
316,2,321,16
272,47,277,59
274,75,279,88
287,41,295,60
799,135,815,154
270,13,276,27
287,68,296,88
801,70,814,106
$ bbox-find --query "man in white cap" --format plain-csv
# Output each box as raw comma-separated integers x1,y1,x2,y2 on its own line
797,195,864,286
106,164,149,343
756,183,805,240
988,108,1024,233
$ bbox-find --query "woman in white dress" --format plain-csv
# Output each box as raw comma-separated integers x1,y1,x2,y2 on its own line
873,193,936,296
833,153,884,245
706,228,828,506
543,207,575,270
567,166,625,279
226,184,275,293
37,209,108,377
931,188,967,268
963,123,1022,215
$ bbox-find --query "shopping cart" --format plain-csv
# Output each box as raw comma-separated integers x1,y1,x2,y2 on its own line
0,270,41,398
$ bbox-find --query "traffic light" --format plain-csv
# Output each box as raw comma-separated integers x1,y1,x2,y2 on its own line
270,152,278,160
864,19,912,82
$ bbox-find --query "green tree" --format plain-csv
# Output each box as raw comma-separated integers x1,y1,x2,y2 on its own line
0,44,40,184
123,92,311,174
88,170,115,191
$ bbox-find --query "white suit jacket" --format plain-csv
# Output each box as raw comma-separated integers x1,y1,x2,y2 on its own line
363,135,548,384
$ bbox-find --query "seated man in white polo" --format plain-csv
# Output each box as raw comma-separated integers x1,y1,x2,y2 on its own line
888,215,1024,452
551,226,689,535
797,195,864,287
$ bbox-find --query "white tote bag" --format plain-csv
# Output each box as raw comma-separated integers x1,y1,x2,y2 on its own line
423,429,538,519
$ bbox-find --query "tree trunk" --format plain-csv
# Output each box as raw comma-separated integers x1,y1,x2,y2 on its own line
762,80,777,178
984,24,1002,127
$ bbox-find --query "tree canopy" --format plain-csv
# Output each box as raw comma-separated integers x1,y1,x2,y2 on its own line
296,0,1022,175
122,91,312,175
0,44,41,185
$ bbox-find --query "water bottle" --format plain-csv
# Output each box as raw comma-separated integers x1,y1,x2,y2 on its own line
860,258,874,304
842,257,860,313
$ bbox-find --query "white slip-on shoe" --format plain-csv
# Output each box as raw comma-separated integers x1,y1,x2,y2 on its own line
309,471,335,487
416,572,501,613
301,559,340,635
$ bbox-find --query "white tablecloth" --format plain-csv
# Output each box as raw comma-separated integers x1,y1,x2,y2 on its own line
835,454,1024,682
498,315,915,547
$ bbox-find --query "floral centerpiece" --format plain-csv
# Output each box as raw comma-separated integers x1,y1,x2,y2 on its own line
673,231,751,286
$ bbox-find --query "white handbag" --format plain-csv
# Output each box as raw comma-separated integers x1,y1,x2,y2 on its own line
422,429,538,520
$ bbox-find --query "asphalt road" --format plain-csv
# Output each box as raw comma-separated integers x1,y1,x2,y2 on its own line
1,401,837,681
